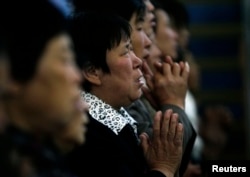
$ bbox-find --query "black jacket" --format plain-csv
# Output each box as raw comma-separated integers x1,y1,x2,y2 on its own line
0,125,77,177
66,114,166,177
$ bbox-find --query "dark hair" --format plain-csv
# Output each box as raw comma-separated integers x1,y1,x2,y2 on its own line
72,0,146,23
1,0,69,83
0,7,6,55
152,0,190,30
70,12,132,92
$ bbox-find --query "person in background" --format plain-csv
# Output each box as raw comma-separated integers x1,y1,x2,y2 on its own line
152,0,179,60
0,29,9,134
150,1,202,176
0,0,88,176
153,1,234,176
163,0,203,164
0,30,9,134
127,0,196,176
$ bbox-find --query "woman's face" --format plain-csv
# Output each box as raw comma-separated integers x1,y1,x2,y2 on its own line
129,12,151,60
155,9,178,59
14,33,88,133
95,38,144,109
177,27,190,50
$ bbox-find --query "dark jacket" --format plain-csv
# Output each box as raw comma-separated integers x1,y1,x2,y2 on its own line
66,113,166,177
0,125,77,177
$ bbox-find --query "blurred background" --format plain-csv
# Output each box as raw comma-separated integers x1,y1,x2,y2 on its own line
179,0,249,160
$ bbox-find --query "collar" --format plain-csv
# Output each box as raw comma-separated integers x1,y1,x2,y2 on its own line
82,92,138,135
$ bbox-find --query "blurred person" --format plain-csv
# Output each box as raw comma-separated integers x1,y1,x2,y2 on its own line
166,0,204,164
165,1,203,176
66,11,184,177
157,1,234,176
0,0,88,176
143,0,156,40
199,105,233,160
0,33,9,134
150,1,202,176
152,0,179,60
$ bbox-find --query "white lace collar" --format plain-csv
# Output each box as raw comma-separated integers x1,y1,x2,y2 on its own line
82,92,138,135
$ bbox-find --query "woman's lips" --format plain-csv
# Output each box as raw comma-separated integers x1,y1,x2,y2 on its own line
137,75,145,87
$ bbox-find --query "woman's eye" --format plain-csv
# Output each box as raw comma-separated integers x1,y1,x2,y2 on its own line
122,50,129,55
62,56,75,65
137,27,143,31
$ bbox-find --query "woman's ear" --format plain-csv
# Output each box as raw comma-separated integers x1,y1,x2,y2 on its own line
82,66,102,86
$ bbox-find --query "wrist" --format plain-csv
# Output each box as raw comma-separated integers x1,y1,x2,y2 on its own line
159,99,185,110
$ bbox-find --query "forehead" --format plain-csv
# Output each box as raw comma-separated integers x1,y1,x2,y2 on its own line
111,38,131,51
130,11,145,25
156,9,169,22
43,33,72,54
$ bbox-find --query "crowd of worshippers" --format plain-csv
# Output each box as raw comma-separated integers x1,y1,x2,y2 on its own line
0,0,233,177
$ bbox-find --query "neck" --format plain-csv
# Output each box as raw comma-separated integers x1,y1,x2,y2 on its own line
53,137,75,155
4,100,45,138
90,90,121,111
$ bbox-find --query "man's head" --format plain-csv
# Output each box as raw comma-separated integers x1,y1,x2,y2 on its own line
152,0,179,59
143,0,156,37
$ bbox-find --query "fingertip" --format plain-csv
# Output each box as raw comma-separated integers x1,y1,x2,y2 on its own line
165,55,173,63
165,109,173,115
178,123,184,131
185,61,190,73
139,132,149,141
153,111,162,125
172,113,179,122
156,110,162,115
154,61,162,68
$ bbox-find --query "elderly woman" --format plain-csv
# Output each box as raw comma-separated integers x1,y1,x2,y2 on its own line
66,11,183,177
79,0,196,176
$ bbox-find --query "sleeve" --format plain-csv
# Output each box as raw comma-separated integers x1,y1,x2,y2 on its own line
146,170,167,177
125,99,153,137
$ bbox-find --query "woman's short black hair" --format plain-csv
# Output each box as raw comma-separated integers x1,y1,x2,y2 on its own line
72,0,146,23
70,12,132,91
